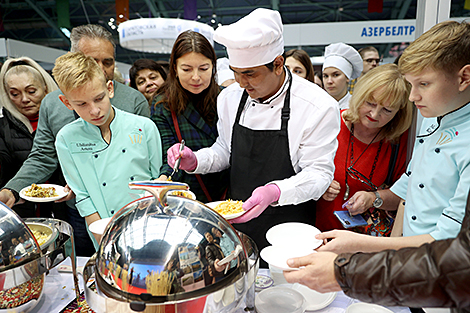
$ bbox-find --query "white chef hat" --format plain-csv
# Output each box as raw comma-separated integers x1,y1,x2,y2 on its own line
322,43,363,80
214,8,284,68
216,57,234,85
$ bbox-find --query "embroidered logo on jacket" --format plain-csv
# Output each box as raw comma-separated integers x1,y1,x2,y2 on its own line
129,128,143,144
436,128,459,145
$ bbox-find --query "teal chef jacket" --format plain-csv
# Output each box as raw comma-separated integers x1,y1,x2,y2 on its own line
391,102,470,240
55,107,162,221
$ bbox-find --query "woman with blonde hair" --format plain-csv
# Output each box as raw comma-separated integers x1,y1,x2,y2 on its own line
316,63,413,236
0,56,58,217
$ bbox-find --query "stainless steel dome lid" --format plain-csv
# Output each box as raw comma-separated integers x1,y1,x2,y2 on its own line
94,181,252,304
0,201,42,274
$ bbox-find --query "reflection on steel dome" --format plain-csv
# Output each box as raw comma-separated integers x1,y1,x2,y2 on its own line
118,18,215,54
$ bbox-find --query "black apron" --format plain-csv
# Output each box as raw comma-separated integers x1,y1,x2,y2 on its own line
229,71,316,267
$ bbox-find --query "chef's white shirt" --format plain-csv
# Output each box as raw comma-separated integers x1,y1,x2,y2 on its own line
193,70,340,205
338,92,351,110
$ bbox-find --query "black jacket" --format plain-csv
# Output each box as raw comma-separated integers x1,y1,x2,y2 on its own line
335,189,470,313
0,108,34,187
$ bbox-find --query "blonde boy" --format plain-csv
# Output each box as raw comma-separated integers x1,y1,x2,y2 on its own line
53,52,162,245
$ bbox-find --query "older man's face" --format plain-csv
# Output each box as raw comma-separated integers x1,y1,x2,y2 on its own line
78,37,115,81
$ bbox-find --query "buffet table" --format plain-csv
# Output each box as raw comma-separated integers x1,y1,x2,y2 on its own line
28,257,411,313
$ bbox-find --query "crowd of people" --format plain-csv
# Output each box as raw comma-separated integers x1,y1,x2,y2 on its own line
1,7,470,312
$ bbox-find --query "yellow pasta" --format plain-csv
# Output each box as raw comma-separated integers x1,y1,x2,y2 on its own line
213,200,244,216
31,229,50,247
24,184,58,198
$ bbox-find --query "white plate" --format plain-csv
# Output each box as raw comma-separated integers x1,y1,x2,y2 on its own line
346,303,394,313
20,184,67,203
291,283,336,311
89,217,112,236
266,222,323,250
256,286,306,313
206,201,246,220
260,245,314,271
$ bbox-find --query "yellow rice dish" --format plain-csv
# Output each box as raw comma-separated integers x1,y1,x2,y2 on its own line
213,200,244,216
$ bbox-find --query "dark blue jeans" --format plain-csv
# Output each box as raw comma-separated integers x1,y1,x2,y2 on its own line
66,205,96,257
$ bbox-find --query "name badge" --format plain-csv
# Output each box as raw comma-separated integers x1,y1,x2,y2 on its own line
70,141,101,153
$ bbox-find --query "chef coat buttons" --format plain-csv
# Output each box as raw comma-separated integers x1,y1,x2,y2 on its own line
407,171,412,175
122,149,126,153
402,201,406,206
412,215,417,220
419,139,424,144
102,182,106,186
252,103,255,107
94,154,98,158
130,177,134,181
419,183,424,188
110,210,114,214
435,148,440,153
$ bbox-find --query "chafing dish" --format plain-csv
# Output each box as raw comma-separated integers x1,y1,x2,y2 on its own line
0,201,79,313
83,181,259,313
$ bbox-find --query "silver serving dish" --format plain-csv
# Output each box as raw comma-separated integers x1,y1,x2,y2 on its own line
0,202,47,313
0,200,79,313
84,181,259,313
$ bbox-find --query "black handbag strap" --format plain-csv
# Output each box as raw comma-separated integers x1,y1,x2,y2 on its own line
385,143,399,187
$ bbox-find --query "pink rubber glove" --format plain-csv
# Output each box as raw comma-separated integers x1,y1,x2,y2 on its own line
231,184,281,223
167,144,198,171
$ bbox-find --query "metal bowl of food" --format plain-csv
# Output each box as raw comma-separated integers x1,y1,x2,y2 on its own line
0,202,48,313
83,181,259,313
25,222,58,252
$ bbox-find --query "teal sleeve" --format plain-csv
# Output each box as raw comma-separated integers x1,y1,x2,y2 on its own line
145,119,163,178
55,131,98,217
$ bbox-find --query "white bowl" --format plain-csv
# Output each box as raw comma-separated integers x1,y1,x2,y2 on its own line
89,217,112,236
266,222,322,249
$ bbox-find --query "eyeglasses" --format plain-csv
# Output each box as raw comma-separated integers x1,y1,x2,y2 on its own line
346,166,378,191
364,58,381,64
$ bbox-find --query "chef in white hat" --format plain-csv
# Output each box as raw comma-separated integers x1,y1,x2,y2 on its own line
322,42,363,109
166,8,340,259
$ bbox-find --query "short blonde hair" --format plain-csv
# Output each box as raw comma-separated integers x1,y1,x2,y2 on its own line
344,63,413,143
52,52,106,93
399,20,470,75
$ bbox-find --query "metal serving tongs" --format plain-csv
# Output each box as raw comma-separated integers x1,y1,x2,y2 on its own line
168,139,185,181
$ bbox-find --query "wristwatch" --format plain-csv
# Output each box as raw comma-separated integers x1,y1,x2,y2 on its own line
372,191,383,208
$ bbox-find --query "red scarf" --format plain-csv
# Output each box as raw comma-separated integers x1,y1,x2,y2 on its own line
28,114,39,132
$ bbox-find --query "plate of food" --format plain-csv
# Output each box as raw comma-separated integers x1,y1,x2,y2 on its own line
266,222,323,250
20,183,67,202
167,189,196,200
206,200,245,220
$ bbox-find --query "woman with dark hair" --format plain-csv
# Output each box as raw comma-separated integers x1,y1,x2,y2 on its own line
129,59,167,106
151,30,229,203
285,49,315,83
